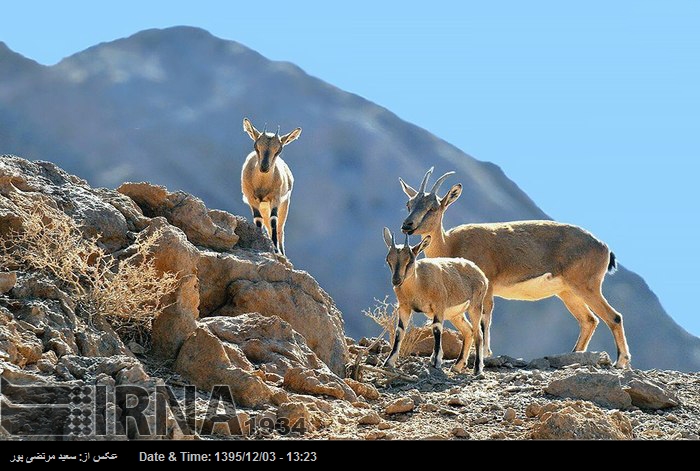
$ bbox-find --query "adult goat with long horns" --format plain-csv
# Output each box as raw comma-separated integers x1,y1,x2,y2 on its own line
398,167,631,368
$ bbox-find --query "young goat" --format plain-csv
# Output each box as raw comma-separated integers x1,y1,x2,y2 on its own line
383,227,488,375
241,118,302,256
398,168,631,368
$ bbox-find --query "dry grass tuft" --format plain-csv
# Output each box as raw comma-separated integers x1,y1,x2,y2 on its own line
0,193,178,342
362,296,423,357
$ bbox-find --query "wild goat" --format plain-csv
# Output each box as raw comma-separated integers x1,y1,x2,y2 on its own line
398,168,631,368
383,227,488,375
241,118,302,255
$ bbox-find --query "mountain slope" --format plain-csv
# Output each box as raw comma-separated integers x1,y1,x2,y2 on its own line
1,26,698,370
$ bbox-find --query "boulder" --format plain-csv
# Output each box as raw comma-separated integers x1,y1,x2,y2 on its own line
530,401,633,440
385,397,415,414
283,367,357,401
203,314,327,375
198,252,349,376
358,411,382,425
344,378,380,401
412,327,462,359
623,377,680,410
118,182,239,251
174,326,272,408
545,372,632,409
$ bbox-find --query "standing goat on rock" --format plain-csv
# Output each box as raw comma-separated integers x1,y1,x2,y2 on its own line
383,227,488,375
241,118,302,256
398,168,631,368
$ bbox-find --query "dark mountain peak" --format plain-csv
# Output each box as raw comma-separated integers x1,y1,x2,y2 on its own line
131,25,216,41
52,25,267,86
0,41,44,73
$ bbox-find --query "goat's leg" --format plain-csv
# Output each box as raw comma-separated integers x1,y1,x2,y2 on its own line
251,207,264,231
450,313,473,373
558,290,599,352
576,287,631,369
270,206,280,253
467,300,484,376
277,199,289,256
481,287,495,357
430,313,445,369
384,305,411,368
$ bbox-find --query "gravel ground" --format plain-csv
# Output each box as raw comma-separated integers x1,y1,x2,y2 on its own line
300,355,700,440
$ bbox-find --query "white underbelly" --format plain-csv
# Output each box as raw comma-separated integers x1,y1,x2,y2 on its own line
494,273,564,301
417,301,470,323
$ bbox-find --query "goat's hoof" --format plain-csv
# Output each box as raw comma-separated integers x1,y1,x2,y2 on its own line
473,371,485,380
451,363,465,373
613,358,631,370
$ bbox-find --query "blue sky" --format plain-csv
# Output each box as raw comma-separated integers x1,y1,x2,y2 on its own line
3,1,699,335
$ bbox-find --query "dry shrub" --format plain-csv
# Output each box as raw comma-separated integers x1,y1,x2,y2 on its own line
0,194,93,296
362,296,423,357
88,230,179,338
0,193,178,341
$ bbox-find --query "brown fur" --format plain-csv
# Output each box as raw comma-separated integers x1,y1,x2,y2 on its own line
399,169,631,368
383,229,488,375
241,118,301,256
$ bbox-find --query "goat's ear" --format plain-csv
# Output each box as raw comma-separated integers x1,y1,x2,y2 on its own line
412,235,431,256
280,127,302,146
243,118,260,141
399,178,418,198
383,227,394,248
441,183,462,208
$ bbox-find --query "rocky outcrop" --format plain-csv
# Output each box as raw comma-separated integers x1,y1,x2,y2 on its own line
120,180,348,376
172,313,356,405
0,155,352,439
117,182,239,251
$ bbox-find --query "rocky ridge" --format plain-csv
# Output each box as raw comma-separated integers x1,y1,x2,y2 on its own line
0,155,698,440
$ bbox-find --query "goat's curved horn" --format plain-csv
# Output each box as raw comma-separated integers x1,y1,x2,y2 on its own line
430,171,455,194
276,125,281,137
418,167,434,194
263,123,268,134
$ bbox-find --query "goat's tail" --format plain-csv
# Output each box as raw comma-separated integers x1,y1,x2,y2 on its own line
607,251,618,275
